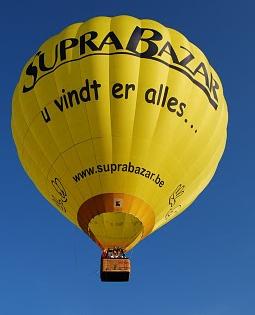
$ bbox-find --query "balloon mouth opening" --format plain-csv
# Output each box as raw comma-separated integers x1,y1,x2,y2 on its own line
88,212,144,251
77,193,155,251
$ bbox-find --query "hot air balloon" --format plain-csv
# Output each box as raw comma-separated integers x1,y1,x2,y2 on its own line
12,15,228,281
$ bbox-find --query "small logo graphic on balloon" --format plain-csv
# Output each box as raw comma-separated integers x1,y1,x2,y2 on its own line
169,184,185,208
51,178,68,212
114,198,123,208
51,178,67,202
165,184,185,219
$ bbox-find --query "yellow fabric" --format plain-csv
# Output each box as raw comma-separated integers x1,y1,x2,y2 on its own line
12,15,228,250
88,212,143,250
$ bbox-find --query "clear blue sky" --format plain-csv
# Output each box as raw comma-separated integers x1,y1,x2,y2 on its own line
1,1,255,314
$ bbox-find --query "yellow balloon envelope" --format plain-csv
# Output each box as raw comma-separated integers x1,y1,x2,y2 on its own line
12,15,228,252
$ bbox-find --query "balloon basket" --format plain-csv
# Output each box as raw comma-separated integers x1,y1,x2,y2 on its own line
100,251,131,282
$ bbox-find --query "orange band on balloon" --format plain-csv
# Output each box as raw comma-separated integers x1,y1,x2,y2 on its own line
77,193,155,249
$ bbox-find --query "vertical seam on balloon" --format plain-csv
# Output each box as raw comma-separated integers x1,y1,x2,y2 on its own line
104,16,114,238
163,35,197,178
176,41,211,163
17,88,54,177
124,17,143,223
72,22,97,201
150,38,209,218
155,38,199,210
143,24,173,156
96,16,113,244
131,17,160,227
157,131,227,231
185,103,227,185
154,105,227,231
77,20,105,199
14,87,80,222
17,83,80,222
129,18,166,229
110,6,128,244
50,25,87,204
133,24,174,218
24,32,82,213
183,92,226,182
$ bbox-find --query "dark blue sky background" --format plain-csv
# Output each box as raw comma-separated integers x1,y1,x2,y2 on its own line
1,1,255,314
